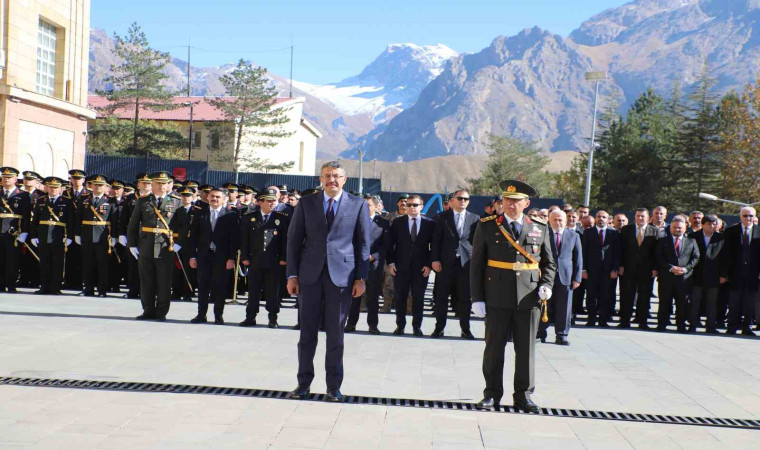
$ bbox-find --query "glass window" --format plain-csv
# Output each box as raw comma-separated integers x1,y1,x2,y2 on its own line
208,131,221,149
35,20,57,96
192,131,202,148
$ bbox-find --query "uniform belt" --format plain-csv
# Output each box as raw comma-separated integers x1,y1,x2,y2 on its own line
172,232,179,238
39,220,66,227
142,227,171,235
487,259,539,271
0,213,21,219
82,220,108,226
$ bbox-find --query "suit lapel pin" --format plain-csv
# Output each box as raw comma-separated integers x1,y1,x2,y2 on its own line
275,219,280,225
251,217,256,222
273,231,278,236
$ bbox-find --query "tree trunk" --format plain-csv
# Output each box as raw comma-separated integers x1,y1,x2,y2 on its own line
233,120,244,184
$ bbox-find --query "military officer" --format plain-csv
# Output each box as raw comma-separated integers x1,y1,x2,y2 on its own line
63,169,89,291
108,179,128,293
19,171,45,288
0,167,32,292
119,173,151,299
75,175,118,297
127,171,182,321
239,188,290,328
171,186,201,301
30,177,75,295
471,180,557,413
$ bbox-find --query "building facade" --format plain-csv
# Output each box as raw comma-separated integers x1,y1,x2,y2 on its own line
0,0,94,176
88,96,320,176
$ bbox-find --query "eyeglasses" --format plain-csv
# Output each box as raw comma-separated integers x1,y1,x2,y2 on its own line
407,203,421,207
455,197,470,201
321,174,344,180
742,214,755,218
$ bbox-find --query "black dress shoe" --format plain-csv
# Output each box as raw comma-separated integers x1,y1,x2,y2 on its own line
97,293,108,298
268,321,279,329
555,337,570,346
289,386,310,400
344,324,356,333
539,336,546,343
705,328,719,334
34,289,49,295
475,397,500,410
598,322,610,328
325,389,344,402
616,322,630,329
292,323,301,330
79,291,94,297
677,326,688,334
655,325,667,332
585,321,596,327
431,328,445,338
725,329,737,335
741,327,756,337
368,325,381,335
50,291,62,295
214,317,225,325
135,314,156,321
239,319,256,327
413,328,423,337
6,288,17,293
461,330,475,340
155,316,166,322
513,393,540,413
190,315,208,324
393,326,405,335
638,323,650,330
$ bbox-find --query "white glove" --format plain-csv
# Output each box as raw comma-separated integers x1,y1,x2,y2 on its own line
538,286,552,301
472,301,486,318
65,239,72,247
173,243,182,253
111,237,117,247
130,247,139,259
31,238,39,247
75,236,81,245
118,235,128,247
17,232,28,243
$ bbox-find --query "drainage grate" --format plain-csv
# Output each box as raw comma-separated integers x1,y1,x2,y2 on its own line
1,376,758,430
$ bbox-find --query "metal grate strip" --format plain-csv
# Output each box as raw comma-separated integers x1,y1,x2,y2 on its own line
0,376,757,430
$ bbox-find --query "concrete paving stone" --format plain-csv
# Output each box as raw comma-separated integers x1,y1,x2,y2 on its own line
378,435,433,450
269,426,331,449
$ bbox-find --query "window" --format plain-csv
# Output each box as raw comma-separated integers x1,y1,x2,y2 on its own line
36,20,57,96
208,131,221,149
192,131,201,148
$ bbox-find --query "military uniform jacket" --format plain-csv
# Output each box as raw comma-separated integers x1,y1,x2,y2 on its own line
76,195,117,245
172,204,202,248
127,193,182,258
118,193,137,237
31,195,75,244
63,187,90,214
0,187,31,235
470,214,557,310
240,209,289,269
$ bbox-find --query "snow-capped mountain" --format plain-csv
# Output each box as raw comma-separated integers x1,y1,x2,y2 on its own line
293,43,459,123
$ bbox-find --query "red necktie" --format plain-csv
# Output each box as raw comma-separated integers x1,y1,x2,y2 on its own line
675,238,680,256
599,229,604,245
556,231,561,252
744,228,750,246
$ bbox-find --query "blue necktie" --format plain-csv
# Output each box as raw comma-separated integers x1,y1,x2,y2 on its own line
326,198,335,230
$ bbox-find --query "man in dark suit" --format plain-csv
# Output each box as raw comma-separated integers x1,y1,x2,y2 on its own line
286,161,370,402
471,180,556,413
581,210,621,327
655,216,700,332
239,188,289,328
75,174,118,297
346,195,389,334
690,215,725,333
721,206,760,336
538,209,582,345
430,189,479,339
618,208,660,329
188,187,239,325
387,194,435,336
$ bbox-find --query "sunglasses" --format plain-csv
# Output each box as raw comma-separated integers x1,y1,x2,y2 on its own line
407,203,421,207
742,214,755,218
455,197,470,201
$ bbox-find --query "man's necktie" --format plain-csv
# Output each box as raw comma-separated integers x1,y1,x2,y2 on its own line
511,221,520,238
211,209,217,231
263,214,269,223
744,228,750,246
637,227,644,247
456,213,463,237
599,229,604,246
556,231,562,252
411,217,418,243
675,237,680,256
326,198,335,230
156,197,162,209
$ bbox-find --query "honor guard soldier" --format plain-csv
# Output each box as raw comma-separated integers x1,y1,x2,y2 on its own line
119,173,151,299
75,174,118,297
171,186,201,301
127,171,182,321
239,188,290,328
30,177,74,295
63,169,88,291
471,180,557,413
0,167,32,292
197,185,212,211
19,171,45,288
108,179,128,293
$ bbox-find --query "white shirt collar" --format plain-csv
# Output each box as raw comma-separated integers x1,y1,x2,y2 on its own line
211,206,224,214
552,226,564,234
505,214,523,224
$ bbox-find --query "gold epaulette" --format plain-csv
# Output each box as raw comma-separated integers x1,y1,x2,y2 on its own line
192,205,201,210
480,215,497,223
139,194,150,198
530,218,547,226
170,193,180,200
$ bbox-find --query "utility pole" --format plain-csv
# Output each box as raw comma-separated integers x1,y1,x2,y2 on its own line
583,71,607,206
358,149,364,195
289,39,294,99
187,41,191,97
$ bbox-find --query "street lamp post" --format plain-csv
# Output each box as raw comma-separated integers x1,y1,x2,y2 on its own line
184,102,194,161
358,149,364,195
698,192,760,207
583,71,607,206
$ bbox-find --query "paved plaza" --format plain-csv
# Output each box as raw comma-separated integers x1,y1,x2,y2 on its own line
0,288,759,449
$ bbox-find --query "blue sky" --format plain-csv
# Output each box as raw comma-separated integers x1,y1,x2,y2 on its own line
91,0,629,85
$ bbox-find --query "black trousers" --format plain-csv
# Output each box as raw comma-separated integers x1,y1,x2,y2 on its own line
393,269,429,329
572,280,585,314
620,270,654,325
138,254,174,318
64,242,82,290
347,263,384,328
172,248,195,299
109,245,127,292
19,245,39,287
245,265,282,321
0,234,20,290
197,254,232,319
690,285,719,330
432,260,471,332
38,241,65,293
586,272,614,323
538,282,572,339
82,242,110,295
126,248,141,297
727,287,757,330
297,266,352,391
657,279,690,328
483,306,540,401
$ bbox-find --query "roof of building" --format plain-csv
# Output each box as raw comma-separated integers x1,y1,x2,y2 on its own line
87,96,300,122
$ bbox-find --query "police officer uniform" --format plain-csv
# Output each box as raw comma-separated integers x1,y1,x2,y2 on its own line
0,167,32,292
127,171,182,321
239,188,290,328
76,174,117,297
30,177,74,295
471,180,557,413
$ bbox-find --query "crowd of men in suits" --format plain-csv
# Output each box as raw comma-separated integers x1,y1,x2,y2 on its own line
0,165,758,339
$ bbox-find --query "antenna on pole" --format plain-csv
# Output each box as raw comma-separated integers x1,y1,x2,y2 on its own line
289,35,294,98
187,38,191,97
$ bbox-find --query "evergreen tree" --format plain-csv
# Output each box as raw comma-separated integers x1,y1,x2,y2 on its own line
467,135,551,196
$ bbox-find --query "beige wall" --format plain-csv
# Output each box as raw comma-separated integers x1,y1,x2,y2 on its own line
0,0,93,174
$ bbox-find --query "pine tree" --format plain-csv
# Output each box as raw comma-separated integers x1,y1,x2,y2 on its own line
467,135,551,196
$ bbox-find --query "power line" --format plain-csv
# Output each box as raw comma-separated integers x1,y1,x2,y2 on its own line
153,44,292,55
